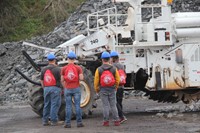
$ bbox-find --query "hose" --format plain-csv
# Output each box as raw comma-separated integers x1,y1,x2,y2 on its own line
22,50,41,72
15,68,41,86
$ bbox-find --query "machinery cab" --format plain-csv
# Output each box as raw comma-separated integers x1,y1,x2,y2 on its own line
134,0,173,46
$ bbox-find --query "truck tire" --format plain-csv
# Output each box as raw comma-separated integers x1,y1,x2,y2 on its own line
28,68,95,120
79,67,95,118
28,84,44,117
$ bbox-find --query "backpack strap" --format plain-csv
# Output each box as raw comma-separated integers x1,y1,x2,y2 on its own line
44,66,56,78
110,66,116,76
98,67,103,76
65,64,79,74
45,66,55,74
98,66,116,76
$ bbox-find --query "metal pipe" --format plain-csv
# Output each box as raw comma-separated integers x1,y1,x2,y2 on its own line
176,28,200,38
172,12,200,18
174,17,200,28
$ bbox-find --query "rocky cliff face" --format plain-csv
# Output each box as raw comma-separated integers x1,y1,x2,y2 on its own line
0,0,200,104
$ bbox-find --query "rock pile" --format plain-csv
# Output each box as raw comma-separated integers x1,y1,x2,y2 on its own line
0,0,200,105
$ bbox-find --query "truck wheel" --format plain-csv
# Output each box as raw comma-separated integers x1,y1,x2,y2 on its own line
28,85,44,117
79,68,95,118
58,95,66,120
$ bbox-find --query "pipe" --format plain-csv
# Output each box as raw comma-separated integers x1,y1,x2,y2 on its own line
22,50,41,72
176,28,200,38
172,12,200,18
15,68,41,86
174,17,200,28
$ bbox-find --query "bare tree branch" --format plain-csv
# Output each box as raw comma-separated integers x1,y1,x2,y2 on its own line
42,0,53,13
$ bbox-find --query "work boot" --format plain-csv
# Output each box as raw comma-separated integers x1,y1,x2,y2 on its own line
77,123,84,127
103,121,109,126
64,124,71,128
114,120,120,126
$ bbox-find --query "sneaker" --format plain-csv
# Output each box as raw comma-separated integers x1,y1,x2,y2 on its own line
120,117,127,124
77,123,84,128
114,121,120,126
51,122,58,126
64,124,71,128
103,121,109,126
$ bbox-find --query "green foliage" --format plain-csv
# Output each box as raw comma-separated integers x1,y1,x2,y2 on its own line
0,0,85,43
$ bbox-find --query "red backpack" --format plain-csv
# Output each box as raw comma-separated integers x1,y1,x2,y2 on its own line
43,69,56,87
118,69,126,86
64,65,79,82
99,67,116,87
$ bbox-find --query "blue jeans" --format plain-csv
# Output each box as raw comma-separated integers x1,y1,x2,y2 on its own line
42,86,61,123
64,87,82,125
99,88,119,121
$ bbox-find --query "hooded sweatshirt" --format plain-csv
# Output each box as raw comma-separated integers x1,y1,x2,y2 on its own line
94,64,120,93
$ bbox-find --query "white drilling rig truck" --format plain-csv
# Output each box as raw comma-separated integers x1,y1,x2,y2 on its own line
16,0,200,120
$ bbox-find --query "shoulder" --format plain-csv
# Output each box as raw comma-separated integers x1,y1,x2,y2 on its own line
114,63,124,69
118,63,124,69
75,65,83,73
61,65,68,74
54,66,61,72
112,63,117,67
74,64,81,70
97,66,104,74
75,64,81,68
41,66,48,72
97,66,102,71
111,65,117,70
62,65,68,69
119,63,123,67
110,66,117,74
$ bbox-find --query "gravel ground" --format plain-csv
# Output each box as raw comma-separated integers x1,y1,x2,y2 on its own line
0,97,200,133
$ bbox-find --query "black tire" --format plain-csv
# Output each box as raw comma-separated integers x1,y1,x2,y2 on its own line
79,68,95,118
28,85,44,117
58,95,66,120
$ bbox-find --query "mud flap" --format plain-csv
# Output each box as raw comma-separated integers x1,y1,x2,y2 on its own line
155,71,161,90
134,68,148,90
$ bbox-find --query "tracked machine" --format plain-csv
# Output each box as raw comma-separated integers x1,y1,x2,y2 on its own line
16,0,200,120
